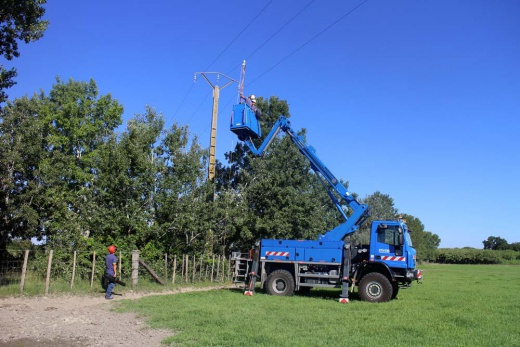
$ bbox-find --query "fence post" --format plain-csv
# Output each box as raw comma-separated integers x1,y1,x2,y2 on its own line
119,251,122,278
227,255,231,281
45,250,53,295
132,250,140,286
164,253,168,282
192,255,196,282
198,256,203,281
211,254,215,282
216,255,221,282
19,250,29,294
221,255,226,282
90,251,96,288
172,255,177,285
70,251,76,289
181,255,185,282
185,255,189,283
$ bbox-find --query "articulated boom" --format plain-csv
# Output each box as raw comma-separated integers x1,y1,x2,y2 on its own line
238,115,370,242
230,105,422,303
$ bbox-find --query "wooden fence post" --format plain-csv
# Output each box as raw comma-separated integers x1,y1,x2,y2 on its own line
132,250,140,286
199,256,203,281
90,251,96,288
221,255,226,282
192,255,196,282
185,255,189,283
216,255,221,282
45,250,53,295
227,255,231,281
181,255,185,282
70,251,76,289
164,253,168,282
211,254,215,282
172,255,177,284
19,250,29,294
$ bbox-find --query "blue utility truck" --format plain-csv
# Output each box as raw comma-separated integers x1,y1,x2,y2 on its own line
230,103,422,303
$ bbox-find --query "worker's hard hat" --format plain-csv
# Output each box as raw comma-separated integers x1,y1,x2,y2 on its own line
108,245,116,254
249,94,256,102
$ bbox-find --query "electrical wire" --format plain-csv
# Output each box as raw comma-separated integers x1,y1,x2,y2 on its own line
248,0,370,86
203,0,274,72
226,0,317,75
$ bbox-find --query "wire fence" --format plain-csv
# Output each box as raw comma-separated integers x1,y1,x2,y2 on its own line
0,249,233,295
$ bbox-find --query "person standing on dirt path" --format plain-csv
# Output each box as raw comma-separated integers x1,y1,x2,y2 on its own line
105,245,118,300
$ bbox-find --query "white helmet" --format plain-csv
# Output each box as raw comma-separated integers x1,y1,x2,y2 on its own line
249,94,256,103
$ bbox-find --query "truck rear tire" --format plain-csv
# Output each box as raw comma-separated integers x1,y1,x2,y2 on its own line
266,270,295,296
359,272,393,303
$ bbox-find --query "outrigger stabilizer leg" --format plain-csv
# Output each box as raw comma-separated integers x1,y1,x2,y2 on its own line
244,247,260,296
339,243,352,303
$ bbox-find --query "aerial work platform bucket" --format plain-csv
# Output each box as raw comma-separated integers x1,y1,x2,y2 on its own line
230,103,261,140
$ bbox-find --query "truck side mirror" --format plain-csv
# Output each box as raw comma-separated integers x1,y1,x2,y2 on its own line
398,233,404,246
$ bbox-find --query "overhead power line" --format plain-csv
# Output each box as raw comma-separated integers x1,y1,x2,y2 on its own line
249,0,370,86
203,0,274,72
226,0,317,75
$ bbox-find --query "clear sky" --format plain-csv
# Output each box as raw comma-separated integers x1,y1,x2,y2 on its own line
5,0,519,248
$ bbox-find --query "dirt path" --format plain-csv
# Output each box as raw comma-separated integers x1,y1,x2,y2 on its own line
0,287,227,346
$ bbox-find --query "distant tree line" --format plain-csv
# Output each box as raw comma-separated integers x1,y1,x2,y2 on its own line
482,236,520,251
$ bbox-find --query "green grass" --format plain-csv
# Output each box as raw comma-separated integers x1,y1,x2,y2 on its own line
116,264,520,346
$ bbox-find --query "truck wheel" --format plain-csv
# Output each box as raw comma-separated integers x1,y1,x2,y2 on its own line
266,270,295,296
359,272,392,303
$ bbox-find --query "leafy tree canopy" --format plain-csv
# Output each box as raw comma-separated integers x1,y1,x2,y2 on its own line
0,0,49,103
483,236,509,250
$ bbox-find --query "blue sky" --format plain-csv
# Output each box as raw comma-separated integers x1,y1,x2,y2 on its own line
5,1,519,248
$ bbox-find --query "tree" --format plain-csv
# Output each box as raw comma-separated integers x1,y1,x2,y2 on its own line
89,106,162,250
482,236,508,250
153,120,209,254
33,77,123,249
0,0,49,103
0,95,45,258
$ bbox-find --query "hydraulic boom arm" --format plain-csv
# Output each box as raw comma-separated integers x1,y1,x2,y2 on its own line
239,115,370,241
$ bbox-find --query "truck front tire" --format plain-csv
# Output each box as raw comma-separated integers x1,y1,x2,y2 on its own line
266,269,295,296
359,272,393,303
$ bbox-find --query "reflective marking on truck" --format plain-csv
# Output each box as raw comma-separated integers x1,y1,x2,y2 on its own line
381,256,405,261
265,251,290,257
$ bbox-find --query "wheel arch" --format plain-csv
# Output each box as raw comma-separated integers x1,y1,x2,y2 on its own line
356,262,394,283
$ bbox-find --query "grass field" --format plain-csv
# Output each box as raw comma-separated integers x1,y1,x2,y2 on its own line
116,264,520,346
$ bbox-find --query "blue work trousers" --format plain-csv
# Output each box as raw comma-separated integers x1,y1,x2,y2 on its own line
105,277,115,298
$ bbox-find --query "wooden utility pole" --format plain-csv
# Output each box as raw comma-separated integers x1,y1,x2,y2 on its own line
194,72,237,181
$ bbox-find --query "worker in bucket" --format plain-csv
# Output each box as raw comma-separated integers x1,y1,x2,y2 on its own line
240,93,262,120
105,245,118,300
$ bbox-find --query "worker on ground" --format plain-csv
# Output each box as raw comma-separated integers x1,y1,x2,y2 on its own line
105,245,118,300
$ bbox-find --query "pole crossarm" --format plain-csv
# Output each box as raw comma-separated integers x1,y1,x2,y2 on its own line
194,71,239,181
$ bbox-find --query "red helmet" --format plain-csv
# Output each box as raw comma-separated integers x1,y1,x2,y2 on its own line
108,245,116,254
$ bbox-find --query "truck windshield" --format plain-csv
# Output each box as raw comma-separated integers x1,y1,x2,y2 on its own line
406,231,413,247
